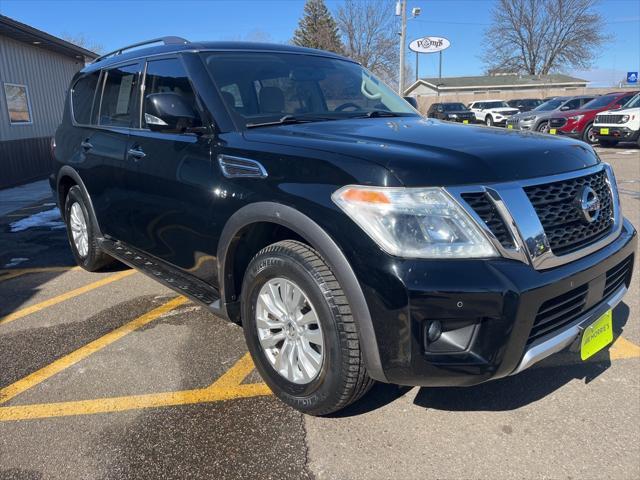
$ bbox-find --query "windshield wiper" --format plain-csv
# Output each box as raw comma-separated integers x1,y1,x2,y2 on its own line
350,110,414,119
246,115,334,128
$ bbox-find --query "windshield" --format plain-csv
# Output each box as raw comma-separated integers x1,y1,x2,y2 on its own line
442,103,467,111
622,93,640,109
534,99,563,111
201,52,418,127
582,95,617,109
483,101,510,109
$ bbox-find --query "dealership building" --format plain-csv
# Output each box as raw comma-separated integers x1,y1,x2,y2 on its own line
0,15,97,188
405,73,591,112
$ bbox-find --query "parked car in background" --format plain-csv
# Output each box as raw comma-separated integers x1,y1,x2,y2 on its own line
468,100,519,126
506,95,597,132
507,98,543,112
548,91,638,144
426,102,475,123
594,93,640,147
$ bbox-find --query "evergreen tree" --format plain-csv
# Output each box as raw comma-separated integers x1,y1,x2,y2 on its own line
292,0,344,54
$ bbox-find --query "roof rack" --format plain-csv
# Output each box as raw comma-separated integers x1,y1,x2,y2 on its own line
92,36,189,63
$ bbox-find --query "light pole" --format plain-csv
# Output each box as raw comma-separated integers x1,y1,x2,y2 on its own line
396,2,421,95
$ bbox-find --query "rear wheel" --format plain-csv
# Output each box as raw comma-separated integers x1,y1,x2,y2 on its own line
64,186,114,271
241,240,373,415
485,115,493,127
582,123,597,144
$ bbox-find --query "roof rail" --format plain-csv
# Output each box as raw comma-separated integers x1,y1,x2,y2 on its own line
92,36,189,63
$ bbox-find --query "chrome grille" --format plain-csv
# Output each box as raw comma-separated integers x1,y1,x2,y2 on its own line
461,192,514,248
524,170,614,256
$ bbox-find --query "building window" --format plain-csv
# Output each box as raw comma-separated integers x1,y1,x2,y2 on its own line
4,83,33,125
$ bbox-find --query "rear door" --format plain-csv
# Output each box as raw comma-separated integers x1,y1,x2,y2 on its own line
88,61,142,240
123,55,220,282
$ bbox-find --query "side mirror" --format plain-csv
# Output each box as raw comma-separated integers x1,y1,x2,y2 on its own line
144,92,199,133
559,105,570,111
437,107,444,113
612,104,622,110
403,96,418,109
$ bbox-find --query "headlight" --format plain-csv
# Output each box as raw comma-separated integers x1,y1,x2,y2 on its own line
522,116,536,121
568,115,584,122
332,186,498,259
620,115,630,123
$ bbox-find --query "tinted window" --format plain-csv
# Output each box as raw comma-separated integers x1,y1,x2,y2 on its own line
614,94,634,106
202,52,416,127
535,99,563,111
442,103,467,111
143,57,201,131
72,72,100,124
98,64,139,127
582,95,616,109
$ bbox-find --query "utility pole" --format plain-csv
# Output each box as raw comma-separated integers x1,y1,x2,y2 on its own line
397,0,406,95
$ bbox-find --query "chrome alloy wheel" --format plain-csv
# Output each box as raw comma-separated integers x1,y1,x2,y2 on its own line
256,278,324,384
69,202,89,258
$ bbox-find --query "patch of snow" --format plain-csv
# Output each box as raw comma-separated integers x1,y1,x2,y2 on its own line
10,208,65,232
4,257,29,268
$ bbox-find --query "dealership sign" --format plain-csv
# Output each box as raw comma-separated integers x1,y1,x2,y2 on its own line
409,37,451,53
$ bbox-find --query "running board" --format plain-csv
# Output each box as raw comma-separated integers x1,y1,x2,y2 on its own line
100,238,223,315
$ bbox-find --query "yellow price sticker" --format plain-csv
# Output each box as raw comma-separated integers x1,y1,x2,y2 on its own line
507,124,513,129
463,120,469,124
600,128,609,135
549,128,557,135
581,310,613,361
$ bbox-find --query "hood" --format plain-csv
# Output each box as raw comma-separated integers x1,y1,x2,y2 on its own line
242,117,600,187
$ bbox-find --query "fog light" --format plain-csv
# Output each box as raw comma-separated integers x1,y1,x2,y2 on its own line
427,320,442,342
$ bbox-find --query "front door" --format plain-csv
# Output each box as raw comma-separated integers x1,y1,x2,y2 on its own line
123,56,221,284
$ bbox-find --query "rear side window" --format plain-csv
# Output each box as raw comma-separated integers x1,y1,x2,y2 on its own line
71,72,100,124
142,57,201,130
98,64,139,127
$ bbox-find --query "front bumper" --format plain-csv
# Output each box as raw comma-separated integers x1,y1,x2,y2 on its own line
506,118,535,130
357,219,636,387
594,126,640,142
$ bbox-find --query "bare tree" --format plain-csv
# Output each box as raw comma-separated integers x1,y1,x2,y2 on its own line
61,33,104,54
482,0,608,75
336,0,399,87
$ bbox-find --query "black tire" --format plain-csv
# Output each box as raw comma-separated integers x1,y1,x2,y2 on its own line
537,121,549,133
63,185,114,272
241,240,373,415
582,123,597,144
598,139,618,148
485,115,493,127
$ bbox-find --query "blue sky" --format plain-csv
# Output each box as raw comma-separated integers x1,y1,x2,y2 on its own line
1,0,638,86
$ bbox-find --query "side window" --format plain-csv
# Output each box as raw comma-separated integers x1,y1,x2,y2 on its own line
564,99,581,110
98,64,139,127
71,72,100,124
615,95,633,106
143,57,202,131
220,83,244,108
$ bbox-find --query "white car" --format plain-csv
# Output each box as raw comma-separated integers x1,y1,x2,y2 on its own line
468,100,520,127
593,93,640,147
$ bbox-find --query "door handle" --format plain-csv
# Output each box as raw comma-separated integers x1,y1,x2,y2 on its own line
80,140,93,151
127,147,146,160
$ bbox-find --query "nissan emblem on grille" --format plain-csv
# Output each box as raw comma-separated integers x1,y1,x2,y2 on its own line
576,186,601,224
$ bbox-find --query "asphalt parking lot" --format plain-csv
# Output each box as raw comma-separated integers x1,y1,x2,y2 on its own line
1,145,639,480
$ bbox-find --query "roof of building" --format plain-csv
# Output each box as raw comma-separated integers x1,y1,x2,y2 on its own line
405,74,588,95
0,15,98,61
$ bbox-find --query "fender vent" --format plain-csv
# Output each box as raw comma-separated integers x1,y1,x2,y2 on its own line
218,155,267,178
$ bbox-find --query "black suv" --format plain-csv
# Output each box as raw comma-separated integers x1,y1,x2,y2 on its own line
426,102,475,123
52,38,636,415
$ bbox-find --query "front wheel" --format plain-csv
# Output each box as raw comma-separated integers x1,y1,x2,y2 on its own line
241,240,373,415
537,121,549,133
582,123,597,144
485,115,493,127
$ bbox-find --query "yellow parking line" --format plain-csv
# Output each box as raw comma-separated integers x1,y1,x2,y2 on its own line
0,266,81,283
0,296,188,404
610,336,640,360
0,269,136,326
0,353,271,422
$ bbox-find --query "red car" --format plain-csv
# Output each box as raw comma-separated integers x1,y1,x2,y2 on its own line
548,91,638,143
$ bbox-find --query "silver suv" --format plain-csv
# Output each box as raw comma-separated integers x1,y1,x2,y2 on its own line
507,95,596,132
